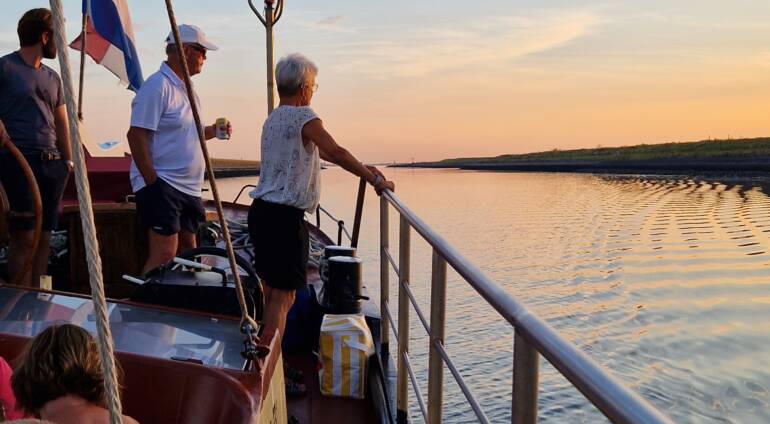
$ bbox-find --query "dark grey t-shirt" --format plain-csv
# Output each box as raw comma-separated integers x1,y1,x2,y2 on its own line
0,52,64,154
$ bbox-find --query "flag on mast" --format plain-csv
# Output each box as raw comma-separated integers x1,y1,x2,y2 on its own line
70,0,143,91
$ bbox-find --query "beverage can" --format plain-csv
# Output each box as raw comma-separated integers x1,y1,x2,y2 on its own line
215,117,230,140
40,275,52,291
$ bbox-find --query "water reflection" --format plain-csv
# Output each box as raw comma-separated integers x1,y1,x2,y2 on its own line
212,169,770,423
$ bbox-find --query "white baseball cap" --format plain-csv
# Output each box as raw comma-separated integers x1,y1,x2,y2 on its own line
165,24,218,51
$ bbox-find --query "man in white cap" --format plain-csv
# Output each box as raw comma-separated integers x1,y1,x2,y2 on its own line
127,24,231,275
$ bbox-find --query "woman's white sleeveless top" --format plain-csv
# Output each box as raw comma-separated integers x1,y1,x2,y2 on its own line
249,105,321,212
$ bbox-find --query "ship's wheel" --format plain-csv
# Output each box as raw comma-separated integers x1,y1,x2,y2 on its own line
0,182,8,248
0,139,42,285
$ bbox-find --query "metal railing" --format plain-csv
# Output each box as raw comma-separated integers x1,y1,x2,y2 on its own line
233,181,366,248
379,190,672,424
317,205,352,246
316,177,367,247
232,184,256,204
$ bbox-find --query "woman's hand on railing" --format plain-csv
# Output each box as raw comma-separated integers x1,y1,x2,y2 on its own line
365,165,383,178
365,165,395,195
367,165,395,195
375,179,395,195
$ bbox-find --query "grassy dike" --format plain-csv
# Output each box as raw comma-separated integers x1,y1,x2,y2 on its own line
209,158,260,178
398,137,770,175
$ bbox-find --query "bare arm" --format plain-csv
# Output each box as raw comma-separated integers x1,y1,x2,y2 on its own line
127,126,157,185
303,118,394,193
53,105,73,169
203,125,215,140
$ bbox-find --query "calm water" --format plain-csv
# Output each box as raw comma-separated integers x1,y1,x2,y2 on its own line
209,168,770,423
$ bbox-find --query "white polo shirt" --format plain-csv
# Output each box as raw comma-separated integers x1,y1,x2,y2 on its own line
129,62,205,197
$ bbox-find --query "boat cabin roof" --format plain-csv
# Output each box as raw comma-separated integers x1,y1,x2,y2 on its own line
0,285,247,371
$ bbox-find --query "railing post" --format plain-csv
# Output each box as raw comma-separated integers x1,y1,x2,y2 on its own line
351,177,366,248
337,220,344,245
397,215,411,423
427,250,447,424
380,196,390,352
512,331,539,424
316,205,320,229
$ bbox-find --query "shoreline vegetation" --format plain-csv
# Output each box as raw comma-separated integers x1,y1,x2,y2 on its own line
209,158,260,178
392,137,770,177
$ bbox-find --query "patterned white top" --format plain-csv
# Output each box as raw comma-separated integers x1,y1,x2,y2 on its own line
249,105,321,212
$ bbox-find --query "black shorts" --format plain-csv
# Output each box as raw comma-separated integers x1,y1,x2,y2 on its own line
248,198,309,291
0,152,70,232
135,178,205,236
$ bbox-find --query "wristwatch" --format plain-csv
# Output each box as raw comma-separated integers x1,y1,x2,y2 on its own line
66,160,74,168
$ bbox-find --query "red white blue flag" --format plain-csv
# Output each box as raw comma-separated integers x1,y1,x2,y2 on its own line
70,0,143,91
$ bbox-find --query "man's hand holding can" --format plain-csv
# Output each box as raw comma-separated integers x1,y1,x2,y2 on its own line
215,117,231,140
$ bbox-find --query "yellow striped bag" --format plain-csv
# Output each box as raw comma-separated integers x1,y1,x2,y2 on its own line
318,314,375,399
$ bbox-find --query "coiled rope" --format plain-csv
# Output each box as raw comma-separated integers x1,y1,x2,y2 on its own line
49,1,123,423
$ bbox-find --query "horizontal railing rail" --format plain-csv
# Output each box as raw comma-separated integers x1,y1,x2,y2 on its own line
379,189,672,424
232,184,256,204
317,204,352,245
228,184,352,245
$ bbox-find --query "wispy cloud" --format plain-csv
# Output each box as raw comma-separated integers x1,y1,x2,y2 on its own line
325,10,602,78
297,14,354,34
317,15,345,27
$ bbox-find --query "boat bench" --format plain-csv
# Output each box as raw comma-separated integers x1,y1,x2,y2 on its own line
0,333,258,424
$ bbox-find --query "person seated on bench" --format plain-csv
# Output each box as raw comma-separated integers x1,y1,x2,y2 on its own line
11,324,139,423
1,356,25,420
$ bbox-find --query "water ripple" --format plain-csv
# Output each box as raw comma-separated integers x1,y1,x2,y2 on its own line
216,170,770,423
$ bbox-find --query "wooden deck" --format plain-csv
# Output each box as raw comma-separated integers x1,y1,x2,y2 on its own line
285,353,378,424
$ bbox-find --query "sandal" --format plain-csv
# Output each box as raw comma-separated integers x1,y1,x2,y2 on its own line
286,380,307,397
284,364,304,382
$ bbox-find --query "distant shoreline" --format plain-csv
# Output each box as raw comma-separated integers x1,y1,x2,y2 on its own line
391,157,770,177
210,168,260,178
209,158,260,178
393,137,770,178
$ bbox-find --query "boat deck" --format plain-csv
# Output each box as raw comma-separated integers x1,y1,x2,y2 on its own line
285,353,378,424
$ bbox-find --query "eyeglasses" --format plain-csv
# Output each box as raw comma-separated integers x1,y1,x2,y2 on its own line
186,44,207,58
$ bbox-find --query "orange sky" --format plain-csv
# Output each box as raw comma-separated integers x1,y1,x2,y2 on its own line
3,1,770,162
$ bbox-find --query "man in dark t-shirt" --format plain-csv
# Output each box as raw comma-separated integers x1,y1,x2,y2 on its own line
0,8,72,287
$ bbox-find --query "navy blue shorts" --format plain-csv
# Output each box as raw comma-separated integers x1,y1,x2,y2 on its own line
135,178,205,236
0,152,70,232
248,198,309,291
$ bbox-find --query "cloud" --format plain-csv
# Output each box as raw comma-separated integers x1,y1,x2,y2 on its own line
327,10,602,78
296,14,353,34
317,15,345,27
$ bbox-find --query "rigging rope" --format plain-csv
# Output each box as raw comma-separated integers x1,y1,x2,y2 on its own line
163,0,261,336
49,1,123,423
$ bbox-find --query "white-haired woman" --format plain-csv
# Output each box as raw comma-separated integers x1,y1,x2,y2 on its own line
248,53,394,345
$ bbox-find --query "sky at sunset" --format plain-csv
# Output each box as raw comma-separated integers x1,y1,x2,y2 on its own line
2,1,770,162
